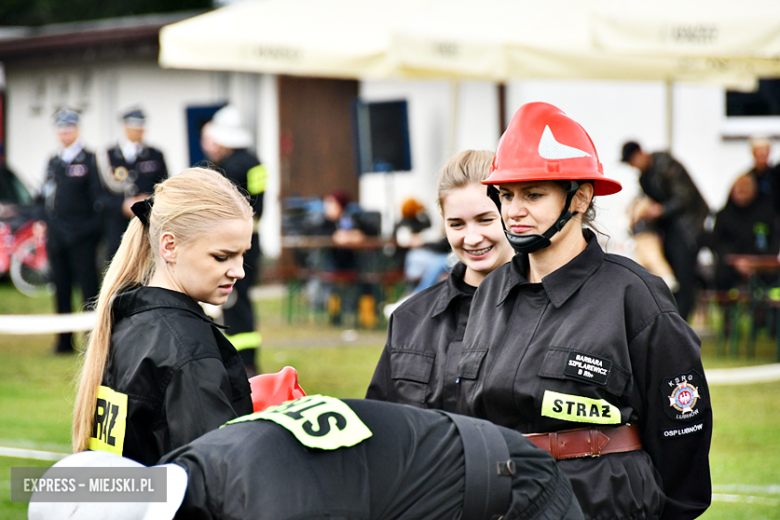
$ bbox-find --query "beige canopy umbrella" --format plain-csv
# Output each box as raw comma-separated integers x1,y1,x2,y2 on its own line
161,0,774,85
592,0,780,78
390,0,769,87
159,0,434,79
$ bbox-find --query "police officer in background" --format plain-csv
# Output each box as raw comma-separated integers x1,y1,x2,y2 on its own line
201,105,266,376
41,109,103,353
101,107,168,259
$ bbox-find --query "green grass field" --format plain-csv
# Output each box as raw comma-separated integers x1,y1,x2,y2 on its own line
1,281,779,519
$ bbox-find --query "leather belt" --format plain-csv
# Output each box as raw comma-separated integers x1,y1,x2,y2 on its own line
524,424,642,460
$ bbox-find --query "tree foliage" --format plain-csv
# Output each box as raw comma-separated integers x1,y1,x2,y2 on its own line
0,0,213,26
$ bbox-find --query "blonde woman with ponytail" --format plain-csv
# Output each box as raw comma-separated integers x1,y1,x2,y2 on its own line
73,167,254,465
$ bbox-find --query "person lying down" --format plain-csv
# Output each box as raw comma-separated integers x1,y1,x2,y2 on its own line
30,397,583,520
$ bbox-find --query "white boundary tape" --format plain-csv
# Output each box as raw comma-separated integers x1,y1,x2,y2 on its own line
0,308,779,385
706,363,780,385
0,312,96,334
0,446,68,461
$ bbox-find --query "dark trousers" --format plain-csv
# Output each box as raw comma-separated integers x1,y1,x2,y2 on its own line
223,233,261,371
663,223,698,321
47,235,100,353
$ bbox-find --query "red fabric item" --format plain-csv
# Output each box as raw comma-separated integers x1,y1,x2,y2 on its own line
248,366,307,413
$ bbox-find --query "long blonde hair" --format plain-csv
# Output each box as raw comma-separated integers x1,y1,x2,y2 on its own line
72,167,253,452
436,150,495,211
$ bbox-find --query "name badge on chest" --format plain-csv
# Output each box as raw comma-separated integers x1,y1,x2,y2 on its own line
563,350,612,386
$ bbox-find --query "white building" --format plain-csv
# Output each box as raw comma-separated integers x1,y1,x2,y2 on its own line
0,13,776,260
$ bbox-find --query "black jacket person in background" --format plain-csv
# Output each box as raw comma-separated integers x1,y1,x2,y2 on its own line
33,398,584,520
100,107,168,259
41,108,103,353
201,105,266,376
621,141,709,321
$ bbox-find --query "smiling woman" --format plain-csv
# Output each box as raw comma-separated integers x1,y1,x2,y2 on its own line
366,150,514,409
72,167,255,466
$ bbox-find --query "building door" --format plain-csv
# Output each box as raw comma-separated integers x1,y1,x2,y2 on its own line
278,76,359,201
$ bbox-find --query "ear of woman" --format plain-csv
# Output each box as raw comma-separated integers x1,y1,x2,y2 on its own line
570,182,594,215
159,232,177,264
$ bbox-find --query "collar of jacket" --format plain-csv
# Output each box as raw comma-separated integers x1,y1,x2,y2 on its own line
497,229,603,309
430,262,470,317
112,286,228,329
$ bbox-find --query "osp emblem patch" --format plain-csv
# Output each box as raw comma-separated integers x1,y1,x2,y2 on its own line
661,370,704,421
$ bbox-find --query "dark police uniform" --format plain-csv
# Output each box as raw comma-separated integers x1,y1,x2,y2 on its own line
216,149,266,372
102,143,168,257
89,286,252,466
366,262,474,411
160,397,584,520
458,231,712,520
42,143,103,353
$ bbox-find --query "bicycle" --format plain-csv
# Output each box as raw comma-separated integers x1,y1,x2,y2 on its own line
0,218,51,297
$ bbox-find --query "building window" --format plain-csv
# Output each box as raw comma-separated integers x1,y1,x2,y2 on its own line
726,79,780,117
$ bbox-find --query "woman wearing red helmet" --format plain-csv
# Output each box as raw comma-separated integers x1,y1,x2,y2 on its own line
458,103,711,520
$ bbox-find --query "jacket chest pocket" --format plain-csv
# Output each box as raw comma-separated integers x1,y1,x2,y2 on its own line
536,347,631,423
539,347,630,394
390,350,435,406
456,349,488,380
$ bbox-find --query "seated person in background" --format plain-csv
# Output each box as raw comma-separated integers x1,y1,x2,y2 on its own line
308,190,380,325
707,174,779,336
394,197,451,293
710,174,779,290
628,195,680,292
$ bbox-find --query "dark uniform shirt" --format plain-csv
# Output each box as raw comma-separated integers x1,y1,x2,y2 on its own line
102,144,168,256
366,263,475,411
42,148,103,248
91,286,252,466
218,148,265,219
161,398,583,520
105,143,168,198
459,232,712,520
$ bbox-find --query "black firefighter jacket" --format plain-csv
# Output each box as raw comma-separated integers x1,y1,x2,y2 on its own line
90,286,252,466
366,262,474,411
459,232,712,520
161,398,584,520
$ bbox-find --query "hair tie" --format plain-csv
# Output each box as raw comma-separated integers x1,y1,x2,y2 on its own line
131,198,153,227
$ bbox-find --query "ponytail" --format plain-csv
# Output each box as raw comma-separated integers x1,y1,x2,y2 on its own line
72,218,153,452
72,167,252,452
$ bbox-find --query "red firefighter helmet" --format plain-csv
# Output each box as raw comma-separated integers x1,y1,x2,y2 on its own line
484,102,622,196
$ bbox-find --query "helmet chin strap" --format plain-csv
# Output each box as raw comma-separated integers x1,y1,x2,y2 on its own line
487,181,580,254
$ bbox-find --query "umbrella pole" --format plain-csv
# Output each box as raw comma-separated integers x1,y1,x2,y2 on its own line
448,81,460,159
666,79,674,153
498,83,507,136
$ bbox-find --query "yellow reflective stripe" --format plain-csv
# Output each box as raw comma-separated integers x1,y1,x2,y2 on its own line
88,386,128,455
225,395,372,450
247,165,267,195
225,331,262,351
541,390,621,425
